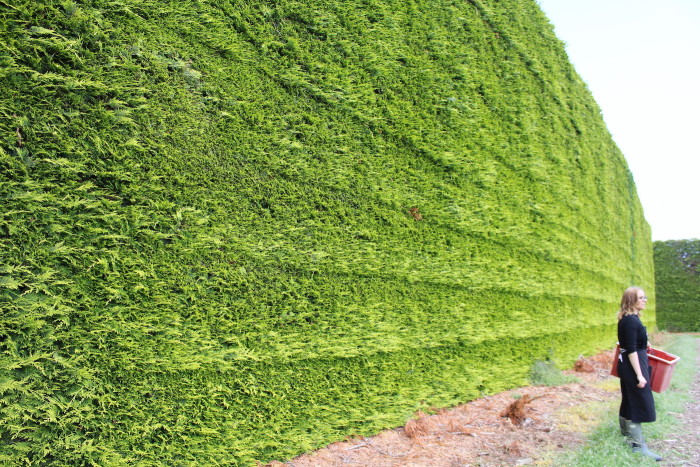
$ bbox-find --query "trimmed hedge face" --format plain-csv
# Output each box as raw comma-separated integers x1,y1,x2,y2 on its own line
1,0,652,464
654,240,700,332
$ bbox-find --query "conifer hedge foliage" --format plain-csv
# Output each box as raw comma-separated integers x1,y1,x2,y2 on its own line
654,240,700,332
1,0,653,464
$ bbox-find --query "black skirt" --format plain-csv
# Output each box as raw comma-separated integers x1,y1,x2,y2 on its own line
617,349,656,423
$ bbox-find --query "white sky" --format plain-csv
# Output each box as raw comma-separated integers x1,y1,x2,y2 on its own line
536,0,700,241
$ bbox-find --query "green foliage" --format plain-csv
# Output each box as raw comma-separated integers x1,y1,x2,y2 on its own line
1,0,653,464
654,240,700,332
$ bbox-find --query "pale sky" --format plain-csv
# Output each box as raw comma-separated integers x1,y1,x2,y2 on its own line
537,0,700,241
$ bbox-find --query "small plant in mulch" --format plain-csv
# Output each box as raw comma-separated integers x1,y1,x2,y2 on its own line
530,360,579,386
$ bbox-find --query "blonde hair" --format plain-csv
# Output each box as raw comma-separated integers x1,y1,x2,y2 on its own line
617,286,644,321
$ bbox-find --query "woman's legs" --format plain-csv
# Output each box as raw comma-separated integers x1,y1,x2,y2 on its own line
619,379,632,442
619,354,659,459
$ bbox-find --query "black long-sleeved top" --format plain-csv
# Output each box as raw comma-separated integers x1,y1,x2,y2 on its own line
618,313,648,354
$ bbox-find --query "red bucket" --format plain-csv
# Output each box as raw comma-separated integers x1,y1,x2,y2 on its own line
648,347,681,393
611,344,621,378
610,344,680,393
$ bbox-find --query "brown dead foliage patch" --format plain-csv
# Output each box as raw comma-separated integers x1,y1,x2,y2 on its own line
408,206,423,220
404,411,432,440
500,394,541,425
573,355,596,373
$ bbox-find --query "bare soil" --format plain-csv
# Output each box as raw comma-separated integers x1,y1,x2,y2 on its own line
267,337,700,467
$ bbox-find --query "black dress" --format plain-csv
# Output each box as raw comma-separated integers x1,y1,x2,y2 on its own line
617,313,656,423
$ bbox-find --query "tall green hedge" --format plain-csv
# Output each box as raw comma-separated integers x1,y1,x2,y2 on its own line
1,0,653,464
654,240,700,332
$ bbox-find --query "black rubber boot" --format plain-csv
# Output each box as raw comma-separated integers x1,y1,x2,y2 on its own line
628,422,662,461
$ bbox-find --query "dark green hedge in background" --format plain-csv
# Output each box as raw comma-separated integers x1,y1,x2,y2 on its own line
654,240,700,332
1,0,653,464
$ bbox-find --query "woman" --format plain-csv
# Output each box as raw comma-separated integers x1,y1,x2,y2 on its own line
617,286,662,461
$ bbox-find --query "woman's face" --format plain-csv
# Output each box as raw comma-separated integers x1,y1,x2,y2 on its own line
635,290,648,311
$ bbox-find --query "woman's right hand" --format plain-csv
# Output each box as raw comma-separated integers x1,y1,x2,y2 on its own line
637,375,647,388
628,352,647,388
